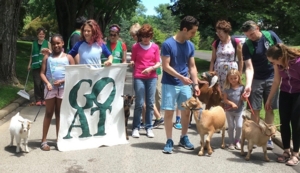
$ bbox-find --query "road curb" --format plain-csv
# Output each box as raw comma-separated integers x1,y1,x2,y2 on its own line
0,90,34,120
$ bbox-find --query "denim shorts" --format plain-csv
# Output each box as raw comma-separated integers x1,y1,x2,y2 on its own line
161,84,192,110
249,78,278,110
44,87,64,100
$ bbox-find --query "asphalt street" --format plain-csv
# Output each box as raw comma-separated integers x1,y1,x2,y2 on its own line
0,51,299,173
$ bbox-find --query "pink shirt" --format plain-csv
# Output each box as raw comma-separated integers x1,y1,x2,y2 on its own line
131,43,160,79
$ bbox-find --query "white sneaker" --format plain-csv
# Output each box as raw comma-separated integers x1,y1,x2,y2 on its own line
267,140,274,150
228,144,235,150
132,128,140,138
235,142,241,150
146,129,155,138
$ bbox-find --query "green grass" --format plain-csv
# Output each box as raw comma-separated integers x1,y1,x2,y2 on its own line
195,58,280,129
0,41,33,109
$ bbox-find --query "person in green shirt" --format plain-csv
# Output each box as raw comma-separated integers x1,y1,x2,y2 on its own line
27,27,51,106
102,24,127,64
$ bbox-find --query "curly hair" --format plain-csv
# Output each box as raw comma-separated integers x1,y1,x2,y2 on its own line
215,20,232,33
137,24,153,38
80,19,104,46
266,43,300,69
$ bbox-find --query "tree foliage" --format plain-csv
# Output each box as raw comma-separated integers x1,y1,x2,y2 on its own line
169,0,300,45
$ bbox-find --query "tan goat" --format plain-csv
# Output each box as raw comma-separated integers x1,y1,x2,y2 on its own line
240,116,280,161
182,96,226,156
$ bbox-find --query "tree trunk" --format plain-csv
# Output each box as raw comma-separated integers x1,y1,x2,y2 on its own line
0,0,23,84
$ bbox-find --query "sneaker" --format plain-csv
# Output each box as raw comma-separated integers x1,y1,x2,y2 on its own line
235,142,241,150
132,128,140,138
228,144,235,150
173,122,182,130
140,123,145,129
162,139,174,154
267,140,274,150
179,135,194,150
146,129,154,138
153,118,164,128
36,101,42,106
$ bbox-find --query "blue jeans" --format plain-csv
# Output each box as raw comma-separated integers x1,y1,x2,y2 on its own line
132,78,157,130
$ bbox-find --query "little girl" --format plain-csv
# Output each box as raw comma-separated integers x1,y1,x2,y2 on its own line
40,34,75,151
222,69,245,150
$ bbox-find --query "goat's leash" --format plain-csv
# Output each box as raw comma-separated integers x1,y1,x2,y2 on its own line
246,98,265,132
33,90,49,122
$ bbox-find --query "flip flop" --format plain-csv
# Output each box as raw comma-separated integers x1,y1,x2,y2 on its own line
40,142,50,151
277,151,290,163
286,156,300,166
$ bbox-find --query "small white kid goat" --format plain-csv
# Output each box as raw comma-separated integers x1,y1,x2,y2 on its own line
9,112,32,153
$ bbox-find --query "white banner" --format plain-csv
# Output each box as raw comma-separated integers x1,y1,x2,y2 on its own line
57,64,128,151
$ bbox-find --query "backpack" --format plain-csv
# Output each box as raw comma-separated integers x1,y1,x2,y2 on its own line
214,37,238,61
245,30,275,55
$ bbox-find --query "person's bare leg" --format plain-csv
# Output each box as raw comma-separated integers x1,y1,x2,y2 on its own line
252,110,260,124
265,109,274,124
42,98,55,143
55,98,62,140
153,104,161,119
180,109,190,136
164,110,174,139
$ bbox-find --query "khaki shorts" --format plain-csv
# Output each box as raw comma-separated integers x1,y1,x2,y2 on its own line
248,78,278,110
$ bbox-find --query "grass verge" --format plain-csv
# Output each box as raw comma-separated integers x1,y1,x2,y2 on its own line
0,41,33,109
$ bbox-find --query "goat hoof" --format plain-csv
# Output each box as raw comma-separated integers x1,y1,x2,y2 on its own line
198,151,204,156
221,145,225,149
265,158,270,162
207,150,213,155
126,136,129,140
245,157,250,161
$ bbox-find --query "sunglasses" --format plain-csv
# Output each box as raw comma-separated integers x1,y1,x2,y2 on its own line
110,34,117,37
141,35,151,38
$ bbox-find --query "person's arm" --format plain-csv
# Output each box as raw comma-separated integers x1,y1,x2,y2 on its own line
48,41,52,51
121,43,127,63
101,44,113,66
223,91,237,109
243,59,254,97
209,42,217,71
189,57,200,96
142,45,161,74
265,65,281,110
28,44,33,70
236,42,243,74
40,55,52,91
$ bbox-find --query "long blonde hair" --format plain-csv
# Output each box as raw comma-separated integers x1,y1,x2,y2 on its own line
266,43,300,69
223,69,243,89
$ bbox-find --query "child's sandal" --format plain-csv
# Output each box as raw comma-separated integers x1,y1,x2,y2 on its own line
40,142,50,151
277,151,290,163
286,155,300,166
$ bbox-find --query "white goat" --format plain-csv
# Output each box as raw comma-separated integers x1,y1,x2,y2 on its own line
9,112,32,153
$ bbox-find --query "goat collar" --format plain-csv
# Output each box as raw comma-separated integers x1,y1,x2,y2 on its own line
263,128,275,137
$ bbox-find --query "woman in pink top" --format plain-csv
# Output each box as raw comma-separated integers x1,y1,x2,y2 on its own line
130,24,161,138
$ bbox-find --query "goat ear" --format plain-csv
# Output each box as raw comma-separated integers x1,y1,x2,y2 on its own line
274,124,281,127
209,76,218,88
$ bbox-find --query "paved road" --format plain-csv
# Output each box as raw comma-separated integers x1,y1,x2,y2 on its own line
0,55,299,173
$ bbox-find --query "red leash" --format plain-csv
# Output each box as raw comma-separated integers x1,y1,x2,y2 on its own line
246,98,260,123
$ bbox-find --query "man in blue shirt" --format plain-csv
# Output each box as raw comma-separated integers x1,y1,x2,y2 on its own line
160,16,200,154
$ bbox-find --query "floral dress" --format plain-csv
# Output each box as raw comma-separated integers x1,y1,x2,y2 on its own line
213,40,238,91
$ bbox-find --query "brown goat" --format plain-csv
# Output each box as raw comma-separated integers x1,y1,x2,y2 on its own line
240,116,280,161
122,94,135,140
182,96,226,156
197,71,223,109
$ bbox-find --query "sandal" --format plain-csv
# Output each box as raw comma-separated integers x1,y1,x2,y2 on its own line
277,151,290,163
286,156,300,166
40,142,50,151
